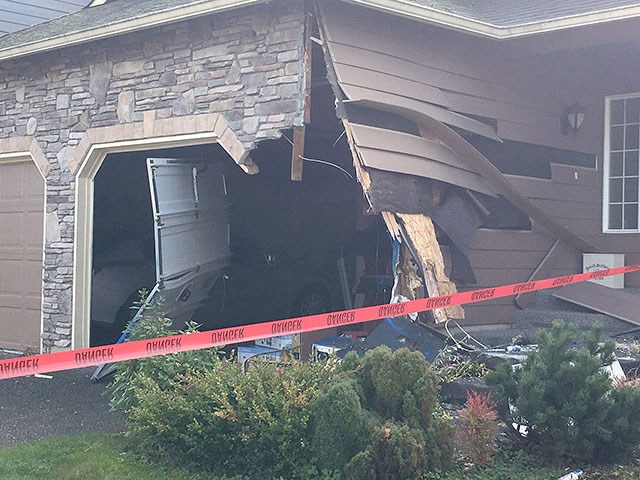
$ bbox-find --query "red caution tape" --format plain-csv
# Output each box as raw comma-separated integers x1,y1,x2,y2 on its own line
1,264,639,380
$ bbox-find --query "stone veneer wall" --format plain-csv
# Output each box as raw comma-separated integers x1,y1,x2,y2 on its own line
0,1,305,352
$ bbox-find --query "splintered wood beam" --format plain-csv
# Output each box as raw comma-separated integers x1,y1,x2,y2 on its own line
397,213,465,322
291,126,305,181
291,6,314,182
381,211,402,242
303,7,313,124
341,118,460,322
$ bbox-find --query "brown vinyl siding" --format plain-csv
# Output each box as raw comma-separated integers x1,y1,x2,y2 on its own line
318,0,640,324
350,124,496,195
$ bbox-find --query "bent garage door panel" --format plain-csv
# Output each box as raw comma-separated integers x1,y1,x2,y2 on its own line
0,160,43,351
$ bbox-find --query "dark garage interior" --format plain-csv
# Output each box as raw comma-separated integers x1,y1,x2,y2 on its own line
89,129,392,353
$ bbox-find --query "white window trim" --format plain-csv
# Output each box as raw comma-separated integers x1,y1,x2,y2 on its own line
603,93,640,233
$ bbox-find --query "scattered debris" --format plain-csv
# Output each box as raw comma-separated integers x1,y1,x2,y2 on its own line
557,469,583,480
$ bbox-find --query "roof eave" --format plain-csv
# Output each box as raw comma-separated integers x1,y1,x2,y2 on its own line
0,0,265,63
344,0,640,39
3,0,640,63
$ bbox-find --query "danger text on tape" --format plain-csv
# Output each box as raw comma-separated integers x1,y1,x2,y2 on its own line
0,263,638,381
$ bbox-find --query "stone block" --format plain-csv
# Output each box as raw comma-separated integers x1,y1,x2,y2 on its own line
89,61,112,104
56,94,70,110
116,90,136,122
113,59,145,76
26,117,37,135
193,44,228,60
159,70,177,86
172,89,196,116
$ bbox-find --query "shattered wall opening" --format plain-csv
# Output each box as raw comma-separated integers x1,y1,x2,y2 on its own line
87,127,384,357
312,0,604,329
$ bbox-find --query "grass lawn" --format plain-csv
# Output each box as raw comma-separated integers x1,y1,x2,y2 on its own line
1,433,639,480
0,434,206,480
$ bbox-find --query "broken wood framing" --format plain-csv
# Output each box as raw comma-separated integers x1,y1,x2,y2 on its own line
290,6,314,181
291,126,305,181
397,213,464,321
342,118,462,323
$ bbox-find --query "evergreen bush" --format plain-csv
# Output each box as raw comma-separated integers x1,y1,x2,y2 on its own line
486,321,640,463
315,347,453,479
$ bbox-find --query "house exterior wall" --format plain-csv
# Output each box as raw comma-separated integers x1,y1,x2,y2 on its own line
0,2,305,352
322,1,640,324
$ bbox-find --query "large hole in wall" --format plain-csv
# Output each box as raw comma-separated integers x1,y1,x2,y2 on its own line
89,127,391,355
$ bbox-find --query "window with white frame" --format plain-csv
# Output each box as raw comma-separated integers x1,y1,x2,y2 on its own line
605,94,640,232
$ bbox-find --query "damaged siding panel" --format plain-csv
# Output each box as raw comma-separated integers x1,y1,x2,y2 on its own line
327,42,560,118
497,120,600,154
357,147,495,196
335,63,451,108
320,2,583,151
504,169,603,239
319,2,499,86
549,163,599,185
350,123,480,174
505,175,598,204
342,87,501,141
442,89,562,131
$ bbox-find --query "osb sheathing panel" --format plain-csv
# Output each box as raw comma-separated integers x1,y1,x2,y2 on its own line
397,213,464,321
342,119,461,322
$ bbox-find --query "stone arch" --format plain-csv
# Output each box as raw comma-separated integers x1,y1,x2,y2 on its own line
0,136,51,179
71,111,255,348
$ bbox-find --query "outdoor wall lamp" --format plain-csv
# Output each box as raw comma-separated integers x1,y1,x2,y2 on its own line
561,103,585,134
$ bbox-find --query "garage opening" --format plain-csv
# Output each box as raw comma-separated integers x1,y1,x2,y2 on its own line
89,128,389,353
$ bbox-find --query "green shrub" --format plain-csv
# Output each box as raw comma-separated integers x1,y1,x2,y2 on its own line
486,321,640,463
110,317,454,479
108,313,340,478
107,314,221,414
344,422,425,480
311,379,368,470
315,347,453,478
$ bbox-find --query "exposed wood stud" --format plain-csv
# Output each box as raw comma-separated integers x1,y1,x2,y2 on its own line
291,126,305,181
290,5,314,182
381,211,402,242
397,213,464,322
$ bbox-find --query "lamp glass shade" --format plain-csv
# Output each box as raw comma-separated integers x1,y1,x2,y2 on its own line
568,111,585,131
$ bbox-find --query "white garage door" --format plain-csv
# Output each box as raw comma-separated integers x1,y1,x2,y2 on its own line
0,160,44,351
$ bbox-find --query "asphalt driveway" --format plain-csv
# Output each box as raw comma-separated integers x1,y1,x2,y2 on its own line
0,359,125,449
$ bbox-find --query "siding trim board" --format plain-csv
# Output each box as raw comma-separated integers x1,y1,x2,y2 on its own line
342,0,640,39
0,0,265,62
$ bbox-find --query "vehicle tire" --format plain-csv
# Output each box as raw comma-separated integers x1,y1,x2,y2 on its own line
291,285,331,316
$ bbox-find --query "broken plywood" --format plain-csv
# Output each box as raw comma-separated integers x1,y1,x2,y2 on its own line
553,281,640,327
397,213,464,321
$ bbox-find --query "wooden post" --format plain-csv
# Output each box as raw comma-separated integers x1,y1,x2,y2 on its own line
291,126,305,181
291,7,314,181
397,213,464,322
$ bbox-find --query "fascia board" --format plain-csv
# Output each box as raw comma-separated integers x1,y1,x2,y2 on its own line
3,0,640,62
0,0,265,62
343,0,640,39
